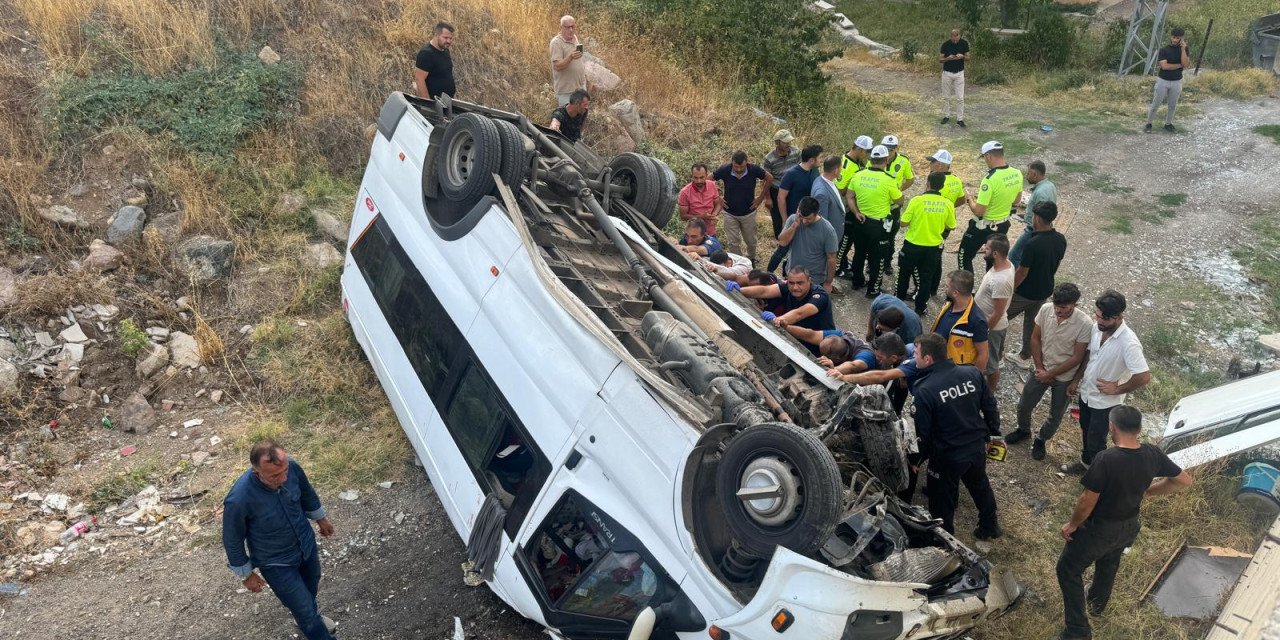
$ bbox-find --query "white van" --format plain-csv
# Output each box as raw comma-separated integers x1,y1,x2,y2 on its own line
1162,369,1280,470
339,92,1020,640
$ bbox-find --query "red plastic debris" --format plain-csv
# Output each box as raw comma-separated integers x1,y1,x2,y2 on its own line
120,445,137,457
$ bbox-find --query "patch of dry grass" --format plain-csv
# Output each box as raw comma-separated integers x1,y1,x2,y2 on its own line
12,270,115,317
1191,68,1280,100
15,0,214,74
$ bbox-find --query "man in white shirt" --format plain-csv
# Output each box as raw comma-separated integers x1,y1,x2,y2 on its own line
1064,290,1152,474
1006,283,1092,461
974,234,1014,390
701,250,753,285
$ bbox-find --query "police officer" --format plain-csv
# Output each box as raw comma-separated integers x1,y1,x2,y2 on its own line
910,332,1003,539
848,145,903,298
897,172,956,315
882,135,915,276
925,149,965,208
959,141,1022,273
834,136,873,278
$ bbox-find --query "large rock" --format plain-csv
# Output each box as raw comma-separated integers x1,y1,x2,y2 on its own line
1260,333,1280,356
136,341,169,378
37,204,91,229
311,207,349,243
177,235,235,281
303,243,343,270
0,266,16,313
168,331,201,369
84,239,125,272
584,60,622,92
106,206,147,246
118,391,158,434
0,359,17,397
275,192,307,217
258,45,281,65
608,99,645,145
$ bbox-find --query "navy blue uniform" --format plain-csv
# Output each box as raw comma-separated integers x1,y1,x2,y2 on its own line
911,361,1000,534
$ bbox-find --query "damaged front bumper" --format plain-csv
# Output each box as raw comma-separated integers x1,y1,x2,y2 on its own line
710,547,1021,640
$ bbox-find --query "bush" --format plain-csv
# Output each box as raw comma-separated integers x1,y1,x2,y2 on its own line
594,0,839,111
1193,68,1279,99
117,319,151,358
1007,13,1077,69
51,45,301,157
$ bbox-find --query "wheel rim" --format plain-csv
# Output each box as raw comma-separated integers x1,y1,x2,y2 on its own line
735,456,802,528
611,168,639,204
444,130,477,187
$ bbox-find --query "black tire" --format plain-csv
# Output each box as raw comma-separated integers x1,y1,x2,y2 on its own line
608,152,663,223
646,155,678,229
492,119,531,192
858,416,909,492
716,422,843,558
437,113,502,203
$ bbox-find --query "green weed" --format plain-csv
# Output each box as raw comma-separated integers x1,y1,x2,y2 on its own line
1232,218,1280,324
117,318,150,357
1255,124,1280,144
1055,160,1095,175
51,45,301,156
1156,193,1187,207
1102,212,1134,234
4,221,40,250
1086,175,1134,194
88,461,157,512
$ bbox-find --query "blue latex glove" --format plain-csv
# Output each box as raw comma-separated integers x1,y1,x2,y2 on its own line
724,281,741,292
761,311,776,322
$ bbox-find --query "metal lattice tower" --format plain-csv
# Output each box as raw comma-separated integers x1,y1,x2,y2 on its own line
1117,0,1170,76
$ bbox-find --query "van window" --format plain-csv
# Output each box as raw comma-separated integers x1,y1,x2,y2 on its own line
351,215,549,534
351,216,459,398
527,492,673,624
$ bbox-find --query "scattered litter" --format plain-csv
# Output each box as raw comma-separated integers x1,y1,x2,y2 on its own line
195,388,207,398
1030,499,1050,515
183,418,204,428
338,490,359,501
378,481,394,489
120,445,137,457
452,616,464,640
169,431,178,438
101,417,113,429
1040,124,1054,132
208,435,222,447
393,511,406,525
1056,472,1066,479
0,583,25,596
210,390,223,404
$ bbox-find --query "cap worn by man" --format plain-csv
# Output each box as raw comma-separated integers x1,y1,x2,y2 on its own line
870,145,890,159
979,140,1004,157
881,135,900,147
927,149,953,165
774,129,795,143
854,135,874,150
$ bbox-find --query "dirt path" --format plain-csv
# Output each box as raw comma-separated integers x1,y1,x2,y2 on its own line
0,469,540,639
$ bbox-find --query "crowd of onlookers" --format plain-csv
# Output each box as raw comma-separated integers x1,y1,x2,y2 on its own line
410,17,1195,640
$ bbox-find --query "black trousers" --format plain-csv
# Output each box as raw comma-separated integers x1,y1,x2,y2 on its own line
881,206,902,270
850,217,891,293
837,214,857,275
768,186,784,238
925,447,999,534
1056,517,1140,637
1078,400,1114,466
957,218,1011,273
896,242,943,315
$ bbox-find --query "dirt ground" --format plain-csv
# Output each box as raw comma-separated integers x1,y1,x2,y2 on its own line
2,57,1278,640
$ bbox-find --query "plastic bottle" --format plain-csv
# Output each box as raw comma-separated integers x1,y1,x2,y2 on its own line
58,517,97,545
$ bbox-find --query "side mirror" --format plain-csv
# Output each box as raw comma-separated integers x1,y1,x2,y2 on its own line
627,607,657,640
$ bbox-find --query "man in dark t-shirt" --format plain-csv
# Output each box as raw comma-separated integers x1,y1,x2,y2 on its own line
1055,405,1192,640
550,89,590,142
939,29,969,126
738,266,834,354
414,22,457,99
1145,27,1190,132
712,151,771,262
1008,201,1066,361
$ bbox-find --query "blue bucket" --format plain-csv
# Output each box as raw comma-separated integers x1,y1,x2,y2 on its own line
1237,462,1280,515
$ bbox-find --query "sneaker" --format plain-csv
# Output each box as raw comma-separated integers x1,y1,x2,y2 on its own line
1164,123,1175,132
973,525,1003,540
1032,438,1046,460
1143,123,1152,132
1060,461,1089,475
957,120,967,128
1004,430,1031,445
941,117,950,125
835,269,849,278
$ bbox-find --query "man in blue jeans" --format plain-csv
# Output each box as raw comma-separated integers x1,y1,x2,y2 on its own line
224,440,337,639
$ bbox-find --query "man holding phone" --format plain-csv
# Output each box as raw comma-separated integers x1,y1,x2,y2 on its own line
1145,27,1190,132
550,15,587,107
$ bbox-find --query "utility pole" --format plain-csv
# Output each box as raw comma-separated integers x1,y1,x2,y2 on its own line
1117,0,1170,76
